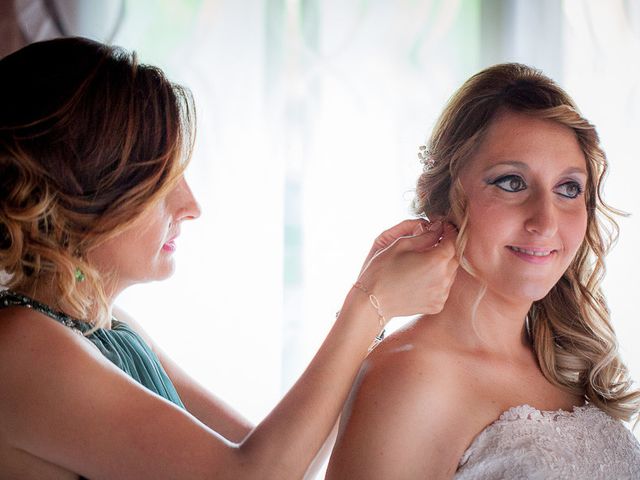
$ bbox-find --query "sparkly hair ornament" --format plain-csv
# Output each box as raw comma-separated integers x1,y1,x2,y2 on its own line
418,145,435,170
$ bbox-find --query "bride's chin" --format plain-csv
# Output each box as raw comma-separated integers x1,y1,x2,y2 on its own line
493,281,555,305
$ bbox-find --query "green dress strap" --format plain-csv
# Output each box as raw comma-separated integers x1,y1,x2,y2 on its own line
0,290,185,409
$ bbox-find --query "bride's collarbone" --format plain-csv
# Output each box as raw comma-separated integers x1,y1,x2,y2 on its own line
475,369,583,418
377,328,581,416
437,348,582,417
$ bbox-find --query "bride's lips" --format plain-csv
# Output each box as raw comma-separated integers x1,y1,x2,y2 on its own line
506,245,558,265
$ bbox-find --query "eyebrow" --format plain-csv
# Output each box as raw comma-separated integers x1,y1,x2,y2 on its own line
484,161,588,176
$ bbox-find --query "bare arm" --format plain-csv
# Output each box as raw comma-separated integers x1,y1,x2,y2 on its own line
304,420,338,479
0,292,380,479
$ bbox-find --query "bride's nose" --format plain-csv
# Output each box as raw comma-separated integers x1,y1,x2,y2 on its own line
523,192,557,238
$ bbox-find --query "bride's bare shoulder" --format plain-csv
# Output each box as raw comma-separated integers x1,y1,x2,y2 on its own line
366,315,464,378
327,319,480,479
347,316,479,435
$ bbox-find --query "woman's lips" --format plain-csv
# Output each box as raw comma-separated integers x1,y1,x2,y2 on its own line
162,240,177,252
507,245,557,265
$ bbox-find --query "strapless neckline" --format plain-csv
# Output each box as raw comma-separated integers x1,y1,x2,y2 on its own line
496,402,591,421
455,401,640,479
461,402,595,460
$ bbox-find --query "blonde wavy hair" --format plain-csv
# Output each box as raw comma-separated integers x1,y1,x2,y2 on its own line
413,63,640,422
0,37,195,328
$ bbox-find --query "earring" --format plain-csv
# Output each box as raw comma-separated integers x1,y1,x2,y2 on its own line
74,267,85,282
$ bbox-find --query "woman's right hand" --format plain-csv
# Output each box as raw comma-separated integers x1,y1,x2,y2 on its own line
354,218,459,321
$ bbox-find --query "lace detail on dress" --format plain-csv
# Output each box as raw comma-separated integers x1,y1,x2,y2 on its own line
455,403,640,479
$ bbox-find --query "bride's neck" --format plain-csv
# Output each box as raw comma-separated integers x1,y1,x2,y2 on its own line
432,269,533,355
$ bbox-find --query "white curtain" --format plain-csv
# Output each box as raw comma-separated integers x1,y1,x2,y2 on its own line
119,0,486,421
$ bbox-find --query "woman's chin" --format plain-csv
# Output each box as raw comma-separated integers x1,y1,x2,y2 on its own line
155,263,176,282
499,282,554,304
138,261,176,284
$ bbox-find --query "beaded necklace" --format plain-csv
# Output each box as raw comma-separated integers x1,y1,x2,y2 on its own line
0,289,89,335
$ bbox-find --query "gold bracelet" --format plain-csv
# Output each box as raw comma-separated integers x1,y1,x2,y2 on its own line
353,281,386,351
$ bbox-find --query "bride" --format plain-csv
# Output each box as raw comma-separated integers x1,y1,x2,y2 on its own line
326,63,640,479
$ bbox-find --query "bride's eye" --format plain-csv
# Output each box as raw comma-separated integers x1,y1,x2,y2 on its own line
490,174,527,192
556,181,584,199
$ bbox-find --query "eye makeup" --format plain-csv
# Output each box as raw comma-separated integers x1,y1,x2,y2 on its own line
487,174,527,193
484,173,585,199
554,180,584,199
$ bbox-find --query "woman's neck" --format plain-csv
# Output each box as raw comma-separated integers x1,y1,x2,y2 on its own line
430,269,533,358
14,278,116,324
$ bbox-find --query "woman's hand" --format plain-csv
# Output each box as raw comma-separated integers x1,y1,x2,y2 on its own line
355,218,458,321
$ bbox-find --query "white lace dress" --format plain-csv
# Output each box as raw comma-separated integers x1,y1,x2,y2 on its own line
455,403,640,479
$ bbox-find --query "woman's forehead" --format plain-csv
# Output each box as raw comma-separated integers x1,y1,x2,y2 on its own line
466,110,587,174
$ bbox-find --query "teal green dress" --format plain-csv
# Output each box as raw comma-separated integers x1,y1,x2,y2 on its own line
0,289,185,409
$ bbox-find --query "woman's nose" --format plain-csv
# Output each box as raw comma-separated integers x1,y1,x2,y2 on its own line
523,192,557,238
173,178,201,221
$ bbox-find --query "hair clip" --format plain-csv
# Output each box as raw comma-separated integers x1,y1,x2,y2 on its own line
418,145,435,169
